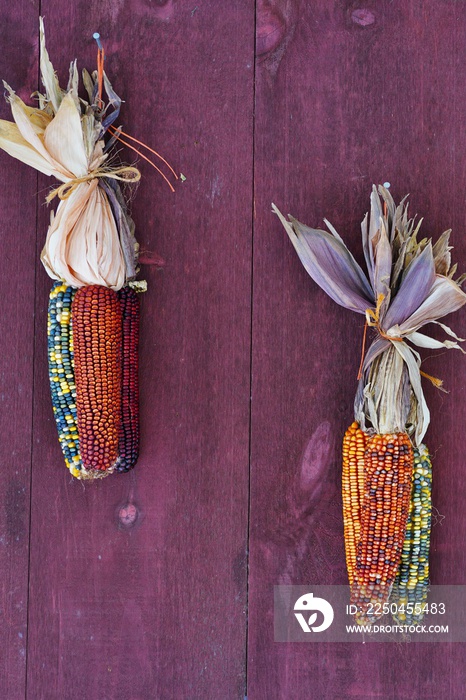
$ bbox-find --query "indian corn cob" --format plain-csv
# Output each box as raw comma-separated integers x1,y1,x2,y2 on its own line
47,283,142,478
47,282,81,477
116,286,140,472
274,185,466,628
72,285,122,473
342,422,367,585
351,432,414,621
391,445,432,625
0,22,177,481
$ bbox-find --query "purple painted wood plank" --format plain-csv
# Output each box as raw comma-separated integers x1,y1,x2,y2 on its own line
249,1,466,698
25,2,254,698
0,4,38,698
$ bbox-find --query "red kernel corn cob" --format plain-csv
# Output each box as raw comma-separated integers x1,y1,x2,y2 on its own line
116,286,140,472
351,432,414,621
72,285,122,472
342,422,367,586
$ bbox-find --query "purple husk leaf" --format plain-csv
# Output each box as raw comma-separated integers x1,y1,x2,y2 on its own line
274,189,466,444
372,223,392,301
283,212,373,314
382,242,436,329
365,186,384,287
398,276,466,334
101,178,138,280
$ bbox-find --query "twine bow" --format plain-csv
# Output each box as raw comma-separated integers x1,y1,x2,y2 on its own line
46,165,141,203
365,293,403,343
358,292,444,389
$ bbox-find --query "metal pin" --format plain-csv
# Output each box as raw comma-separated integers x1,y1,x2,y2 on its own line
93,32,103,50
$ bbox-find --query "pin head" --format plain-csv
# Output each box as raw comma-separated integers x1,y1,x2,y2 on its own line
93,32,103,50
383,181,391,189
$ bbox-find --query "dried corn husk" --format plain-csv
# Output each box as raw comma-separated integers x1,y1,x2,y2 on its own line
273,185,466,444
0,18,138,290
41,180,126,289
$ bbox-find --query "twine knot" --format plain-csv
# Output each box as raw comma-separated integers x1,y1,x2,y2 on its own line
46,165,141,203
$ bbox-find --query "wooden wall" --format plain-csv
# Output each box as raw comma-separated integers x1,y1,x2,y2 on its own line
1,1,465,698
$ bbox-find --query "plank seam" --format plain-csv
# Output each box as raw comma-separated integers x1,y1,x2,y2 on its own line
245,1,258,696
24,4,42,697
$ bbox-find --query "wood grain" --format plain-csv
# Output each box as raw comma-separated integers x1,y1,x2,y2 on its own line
249,1,466,698
24,2,254,698
2,1,466,698
0,4,39,698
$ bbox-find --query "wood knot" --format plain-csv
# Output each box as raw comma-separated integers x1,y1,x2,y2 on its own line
118,502,139,528
151,0,174,21
256,5,286,56
351,8,376,26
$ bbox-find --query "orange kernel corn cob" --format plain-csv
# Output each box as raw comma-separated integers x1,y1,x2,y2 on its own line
342,422,367,586
351,432,414,621
72,285,122,472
